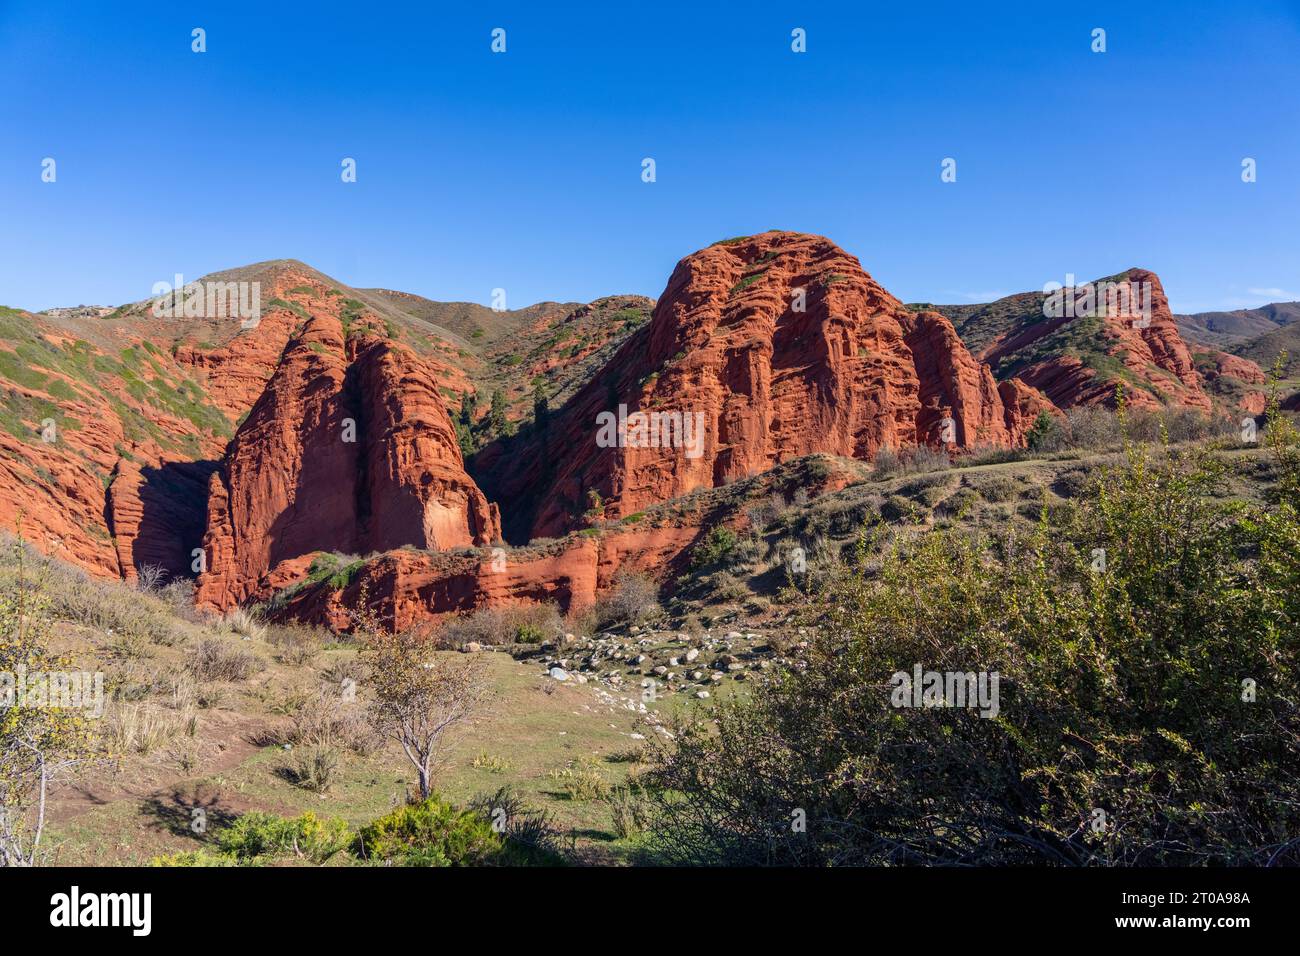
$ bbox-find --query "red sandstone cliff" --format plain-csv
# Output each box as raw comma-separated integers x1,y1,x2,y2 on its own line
8,243,1260,631
474,231,1052,541
194,314,499,610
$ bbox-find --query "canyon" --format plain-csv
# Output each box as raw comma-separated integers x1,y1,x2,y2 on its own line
0,233,1279,630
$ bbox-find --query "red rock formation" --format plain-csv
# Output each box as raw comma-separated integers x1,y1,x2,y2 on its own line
172,309,300,421
0,313,231,580
474,231,1049,541
1196,349,1268,415
0,428,121,577
258,455,857,632
981,269,1212,412
352,334,501,551
195,316,499,610
106,459,219,582
272,522,703,633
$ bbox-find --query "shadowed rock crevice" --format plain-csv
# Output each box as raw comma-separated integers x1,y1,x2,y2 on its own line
106,459,220,583
195,317,499,611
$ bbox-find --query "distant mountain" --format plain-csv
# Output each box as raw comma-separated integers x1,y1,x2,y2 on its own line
1176,302,1300,383
1175,302,1300,348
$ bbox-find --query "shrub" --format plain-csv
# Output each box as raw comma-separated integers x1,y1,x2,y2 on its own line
305,552,366,591
158,579,203,623
873,444,950,479
320,656,364,688
186,638,264,682
133,564,167,593
872,446,902,478
220,607,266,641
466,786,565,864
549,763,612,801
608,784,652,840
215,811,350,864
1063,406,1122,450
441,603,563,648
707,570,750,603
354,796,505,866
908,444,952,472
591,572,659,630
285,689,381,757
648,439,1300,866
881,495,920,522
0,534,104,866
107,701,187,756
290,744,340,793
689,526,738,569
268,623,321,665
935,486,980,518
1026,410,1064,451
971,474,1020,503
745,493,789,531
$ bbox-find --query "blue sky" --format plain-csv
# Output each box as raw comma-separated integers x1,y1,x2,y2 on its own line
1,1,1297,313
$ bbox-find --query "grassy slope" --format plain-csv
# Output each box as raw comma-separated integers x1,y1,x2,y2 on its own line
44,643,655,866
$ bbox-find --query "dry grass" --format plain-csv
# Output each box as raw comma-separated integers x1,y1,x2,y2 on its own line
106,700,195,756
440,603,564,648
268,623,322,666
220,607,267,642
186,637,264,682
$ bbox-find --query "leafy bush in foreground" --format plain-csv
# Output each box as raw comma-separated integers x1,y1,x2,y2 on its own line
354,796,506,866
216,811,351,864
648,416,1300,866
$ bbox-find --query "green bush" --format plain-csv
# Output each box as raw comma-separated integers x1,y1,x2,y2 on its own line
648,433,1300,866
214,811,351,864
1026,409,1063,451
354,796,506,866
689,526,737,569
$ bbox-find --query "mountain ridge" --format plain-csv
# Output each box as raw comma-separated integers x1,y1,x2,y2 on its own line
1,234,1269,629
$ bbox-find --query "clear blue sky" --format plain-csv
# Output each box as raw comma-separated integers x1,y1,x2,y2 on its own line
2,1,1297,314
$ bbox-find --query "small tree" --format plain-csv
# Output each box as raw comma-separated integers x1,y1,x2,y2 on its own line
486,389,510,439
364,627,490,800
1,535,100,867
1026,409,1062,451
532,384,549,431
456,392,479,458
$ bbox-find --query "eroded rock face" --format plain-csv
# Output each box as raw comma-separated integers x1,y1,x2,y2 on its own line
0,307,232,580
1196,349,1269,415
474,231,1049,540
981,269,1212,412
256,455,857,632
271,522,704,633
195,316,499,610
106,459,219,582
352,334,501,553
